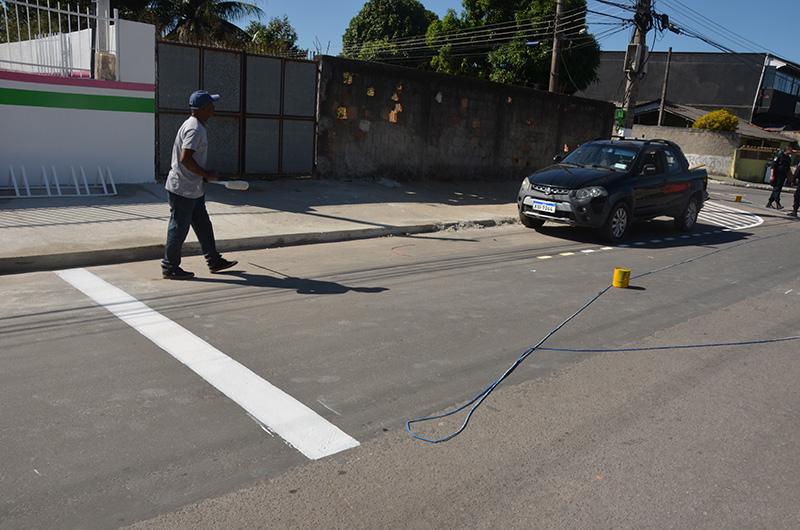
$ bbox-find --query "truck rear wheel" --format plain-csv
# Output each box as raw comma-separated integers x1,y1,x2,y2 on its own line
675,196,700,231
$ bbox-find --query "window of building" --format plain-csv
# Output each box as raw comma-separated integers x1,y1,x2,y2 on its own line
767,71,800,95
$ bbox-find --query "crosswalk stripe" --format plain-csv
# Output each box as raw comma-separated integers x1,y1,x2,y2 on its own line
55,268,360,460
699,201,763,230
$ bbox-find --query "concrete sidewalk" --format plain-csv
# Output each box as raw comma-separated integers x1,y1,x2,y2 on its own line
0,174,791,275
0,178,522,275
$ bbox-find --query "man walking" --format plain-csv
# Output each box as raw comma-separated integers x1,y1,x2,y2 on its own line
766,146,792,210
162,90,237,280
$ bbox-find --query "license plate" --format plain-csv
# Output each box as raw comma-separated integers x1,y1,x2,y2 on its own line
524,197,556,213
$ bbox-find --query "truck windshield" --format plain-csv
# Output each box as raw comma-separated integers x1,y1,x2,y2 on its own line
563,144,638,171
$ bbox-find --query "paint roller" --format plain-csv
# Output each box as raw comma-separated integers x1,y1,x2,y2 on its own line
208,180,249,191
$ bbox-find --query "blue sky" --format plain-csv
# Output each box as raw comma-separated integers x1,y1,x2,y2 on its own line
242,0,798,64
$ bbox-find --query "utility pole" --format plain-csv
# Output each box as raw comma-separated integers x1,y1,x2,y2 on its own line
549,0,563,93
92,0,110,52
621,0,652,134
658,47,672,126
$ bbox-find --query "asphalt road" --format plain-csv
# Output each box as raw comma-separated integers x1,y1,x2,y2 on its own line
2,183,799,529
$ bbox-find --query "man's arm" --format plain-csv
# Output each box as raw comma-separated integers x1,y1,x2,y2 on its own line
179,148,219,180
771,153,783,181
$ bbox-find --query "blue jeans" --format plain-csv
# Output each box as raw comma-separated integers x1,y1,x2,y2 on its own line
162,192,221,273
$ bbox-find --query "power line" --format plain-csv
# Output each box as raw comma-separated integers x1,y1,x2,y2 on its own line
658,0,782,57
647,1,772,73
342,3,619,58
363,24,627,67
343,17,560,56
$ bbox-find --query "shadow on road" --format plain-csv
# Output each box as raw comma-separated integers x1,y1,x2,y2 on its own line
528,219,754,249
193,263,389,295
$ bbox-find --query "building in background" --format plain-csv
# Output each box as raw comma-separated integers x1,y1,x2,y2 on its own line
633,100,787,147
580,52,800,131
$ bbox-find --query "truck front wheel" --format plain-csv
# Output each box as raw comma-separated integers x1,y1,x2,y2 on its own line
601,202,630,243
519,211,545,229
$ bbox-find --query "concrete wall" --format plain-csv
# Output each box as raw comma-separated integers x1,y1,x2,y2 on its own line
0,20,155,184
316,56,615,181
632,125,739,176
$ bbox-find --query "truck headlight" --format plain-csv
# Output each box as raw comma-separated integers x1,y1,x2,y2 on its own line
520,178,531,192
575,186,607,200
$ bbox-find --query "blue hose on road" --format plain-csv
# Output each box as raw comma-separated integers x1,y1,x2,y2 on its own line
407,285,611,443
406,228,800,443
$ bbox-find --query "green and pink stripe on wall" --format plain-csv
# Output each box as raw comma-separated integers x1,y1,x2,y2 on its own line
0,70,154,113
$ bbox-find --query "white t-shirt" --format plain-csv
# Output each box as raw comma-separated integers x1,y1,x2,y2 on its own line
165,116,208,199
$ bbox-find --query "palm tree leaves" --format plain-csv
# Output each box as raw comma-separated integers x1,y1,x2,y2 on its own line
119,0,264,45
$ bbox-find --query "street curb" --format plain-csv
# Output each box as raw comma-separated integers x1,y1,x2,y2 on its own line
709,178,770,191
709,177,799,194
0,217,518,275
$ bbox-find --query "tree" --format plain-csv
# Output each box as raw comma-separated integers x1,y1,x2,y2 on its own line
692,109,739,132
113,0,156,23
342,0,438,66
245,16,300,53
427,0,600,93
117,0,264,45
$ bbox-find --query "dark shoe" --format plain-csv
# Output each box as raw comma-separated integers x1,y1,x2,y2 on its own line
210,258,238,273
766,202,774,209
776,203,784,210
789,210,798,217
162,268,194,280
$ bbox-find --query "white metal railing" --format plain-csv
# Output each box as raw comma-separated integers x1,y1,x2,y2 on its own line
0,0,118,79
4,165,117,197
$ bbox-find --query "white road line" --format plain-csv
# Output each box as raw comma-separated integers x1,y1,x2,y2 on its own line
55,268,359,460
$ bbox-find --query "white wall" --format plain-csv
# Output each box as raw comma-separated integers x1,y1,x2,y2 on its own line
0,20,156,184
0,29,93,76
1,102,154,183
116,20,155,84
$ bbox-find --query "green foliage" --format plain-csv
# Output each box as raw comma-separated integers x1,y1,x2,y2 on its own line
427,0,600,94
246,16,299,53
355,39,406,62
342,0,438,66
428,9,490,78
692,109,739,132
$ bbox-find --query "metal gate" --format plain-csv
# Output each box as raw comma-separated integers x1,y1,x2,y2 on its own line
155,41,317,178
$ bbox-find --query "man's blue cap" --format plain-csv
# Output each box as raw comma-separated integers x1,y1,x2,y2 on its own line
189,90,220,109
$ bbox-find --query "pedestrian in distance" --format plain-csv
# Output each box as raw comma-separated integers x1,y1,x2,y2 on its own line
766,146,792,210
788,159,800,187
161,90,238,280
789,162,800,217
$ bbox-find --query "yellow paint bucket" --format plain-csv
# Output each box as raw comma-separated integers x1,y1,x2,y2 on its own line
734,195,742,202
613,267,631,288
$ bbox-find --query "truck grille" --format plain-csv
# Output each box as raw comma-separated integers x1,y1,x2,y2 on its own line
531,184,570,196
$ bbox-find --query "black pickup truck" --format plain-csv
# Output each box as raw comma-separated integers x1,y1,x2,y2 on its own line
517,138,709,243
